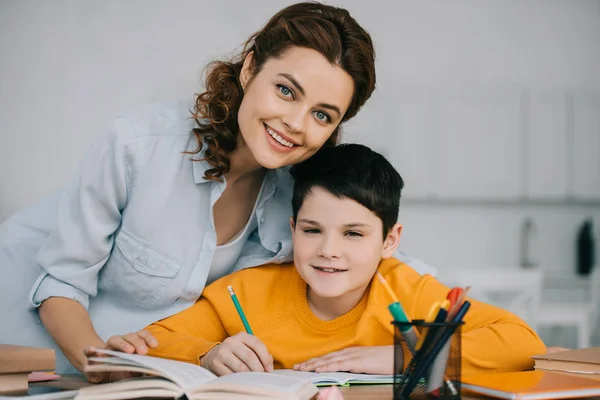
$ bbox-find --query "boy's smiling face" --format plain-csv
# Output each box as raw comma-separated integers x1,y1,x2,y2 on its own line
291,186,402,318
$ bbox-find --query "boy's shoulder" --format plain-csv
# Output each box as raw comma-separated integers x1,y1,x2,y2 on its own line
203,263,299,300
377,257,436,285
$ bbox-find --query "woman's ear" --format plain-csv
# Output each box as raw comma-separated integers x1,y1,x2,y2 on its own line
239,51,255,88
381,223,402,259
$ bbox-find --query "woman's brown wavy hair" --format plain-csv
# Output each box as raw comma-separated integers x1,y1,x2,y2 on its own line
190,1,376,181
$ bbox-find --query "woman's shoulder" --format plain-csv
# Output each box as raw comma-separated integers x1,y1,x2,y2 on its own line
114,97,197,140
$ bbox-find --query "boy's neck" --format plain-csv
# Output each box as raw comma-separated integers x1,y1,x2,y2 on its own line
306,284,370,321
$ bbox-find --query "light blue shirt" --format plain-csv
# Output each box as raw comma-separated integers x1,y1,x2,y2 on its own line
0,99,436,373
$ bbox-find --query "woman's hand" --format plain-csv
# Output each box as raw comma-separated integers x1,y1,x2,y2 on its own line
200,332,273,376
102,330,159,355
83,330,158,383
293,346,394,375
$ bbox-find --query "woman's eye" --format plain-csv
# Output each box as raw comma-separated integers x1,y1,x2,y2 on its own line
313,110,332,123
277,84,294,99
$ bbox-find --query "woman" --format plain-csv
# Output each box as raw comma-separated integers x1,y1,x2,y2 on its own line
0,2,435,375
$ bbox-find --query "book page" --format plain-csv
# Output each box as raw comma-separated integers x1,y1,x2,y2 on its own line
77,377,182,400
91,350,216,390
208,372,312,393
271,369,394,385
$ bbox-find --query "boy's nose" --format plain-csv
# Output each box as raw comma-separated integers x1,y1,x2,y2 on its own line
318,235,342,259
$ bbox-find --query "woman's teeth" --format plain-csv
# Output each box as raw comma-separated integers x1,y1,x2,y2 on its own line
266,125,294,148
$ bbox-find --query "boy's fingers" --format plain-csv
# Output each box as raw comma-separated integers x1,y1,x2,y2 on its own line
316,357,359,373
230,340,265,372
221,345,252,373
213,360,235,376
137,330,159,348
241,335,273,371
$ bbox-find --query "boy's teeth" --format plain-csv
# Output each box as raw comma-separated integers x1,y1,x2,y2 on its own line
266,125,294,148
316,267,344,273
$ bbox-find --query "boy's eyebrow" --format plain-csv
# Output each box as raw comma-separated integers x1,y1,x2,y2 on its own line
278,73,342,119
343,223,371,228
297,218,321,225
297,219,370,229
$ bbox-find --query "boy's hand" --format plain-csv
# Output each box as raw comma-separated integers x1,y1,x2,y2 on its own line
200,332,274,376
83,330,158,383
293,346,393,375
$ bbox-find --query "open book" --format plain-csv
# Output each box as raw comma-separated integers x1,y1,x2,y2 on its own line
80,349,317,400
272,370,393,387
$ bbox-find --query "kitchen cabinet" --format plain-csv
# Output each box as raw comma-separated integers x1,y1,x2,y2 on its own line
570,92,600,200
525,91,569,199
384,88,434,200
433,87,524,200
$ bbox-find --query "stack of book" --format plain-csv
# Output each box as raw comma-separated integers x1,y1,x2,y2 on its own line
0,344,56,395
532,347,600,379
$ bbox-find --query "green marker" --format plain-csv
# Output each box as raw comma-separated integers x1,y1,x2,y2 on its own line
389,301,418,354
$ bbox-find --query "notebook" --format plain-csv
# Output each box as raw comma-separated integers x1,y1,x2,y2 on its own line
79,349,317,400
532,347,600,376
271,369,394,386
461,370,600,400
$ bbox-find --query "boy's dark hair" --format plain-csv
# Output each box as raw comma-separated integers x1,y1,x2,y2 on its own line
289,143,404,238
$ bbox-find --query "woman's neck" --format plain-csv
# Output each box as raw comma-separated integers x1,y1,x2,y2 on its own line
225,137,264,185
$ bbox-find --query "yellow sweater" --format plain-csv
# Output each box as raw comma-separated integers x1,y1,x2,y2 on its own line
146,258,546,375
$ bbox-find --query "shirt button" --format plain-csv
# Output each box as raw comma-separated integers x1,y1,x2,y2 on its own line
279,255,285,260
135,256,147,267
260,217,265,223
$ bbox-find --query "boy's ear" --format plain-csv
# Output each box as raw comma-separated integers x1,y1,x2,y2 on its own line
381,223,402,259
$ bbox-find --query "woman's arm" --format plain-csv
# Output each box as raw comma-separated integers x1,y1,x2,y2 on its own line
39,297,105,371
29,118,137,371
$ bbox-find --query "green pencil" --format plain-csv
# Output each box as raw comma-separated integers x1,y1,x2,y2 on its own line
227,285,253,335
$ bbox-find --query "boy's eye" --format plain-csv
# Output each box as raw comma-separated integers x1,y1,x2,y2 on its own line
277,84,294,99
345,231,363,237
313,110,332,124
303,228,321,234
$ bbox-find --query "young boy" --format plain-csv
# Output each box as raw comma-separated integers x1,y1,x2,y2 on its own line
97,144,546,378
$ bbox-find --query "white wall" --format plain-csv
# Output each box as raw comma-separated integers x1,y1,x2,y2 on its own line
1,0,599,279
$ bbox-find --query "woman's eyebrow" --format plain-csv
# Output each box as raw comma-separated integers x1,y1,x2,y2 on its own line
278,73,342,118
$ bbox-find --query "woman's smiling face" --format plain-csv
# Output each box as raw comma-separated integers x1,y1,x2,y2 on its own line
236,46,354,170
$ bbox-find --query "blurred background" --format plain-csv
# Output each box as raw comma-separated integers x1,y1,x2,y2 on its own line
1,0,599,349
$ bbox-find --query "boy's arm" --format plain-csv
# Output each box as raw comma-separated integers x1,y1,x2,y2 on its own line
412,276,546,375
145,297,228,365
